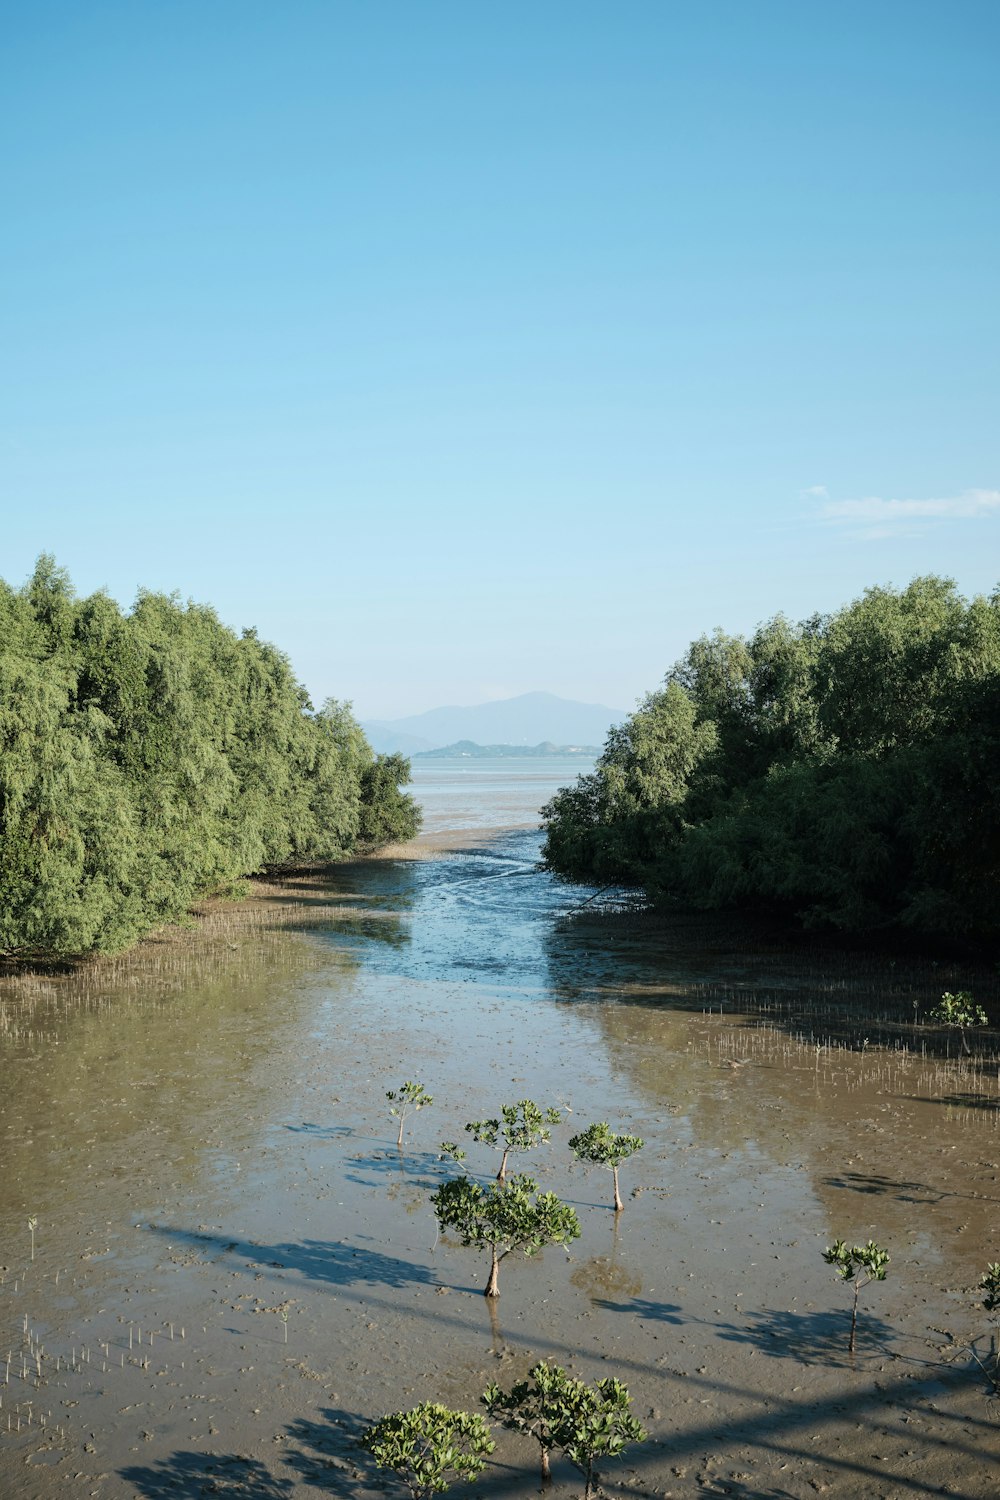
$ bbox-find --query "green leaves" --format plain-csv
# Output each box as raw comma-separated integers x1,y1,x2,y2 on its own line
569,1122,644,1212
360,1403,494,1499
465,1099,562,1174
483,1362,646,1499
823,1237,890,1353
387,1082,433,1147
0,560,420,959
823,1238,889,1284
930,991,988,1030
569,1122,644,1170
430,1174,580,1297
979,1262,1000,1316
541,576,1000,940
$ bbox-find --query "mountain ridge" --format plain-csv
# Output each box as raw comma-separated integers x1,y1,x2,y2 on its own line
363,691,624,755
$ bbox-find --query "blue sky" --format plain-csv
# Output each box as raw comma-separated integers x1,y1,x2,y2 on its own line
3,1,998,719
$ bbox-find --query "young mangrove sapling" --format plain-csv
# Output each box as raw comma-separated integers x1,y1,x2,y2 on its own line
568,1122,644,1212
928,991,989,1055
484,1361,646,1500
386,1080,433,1148
360,1402,494,1500
430,1173,580,1298
465,1100,562,1181
823,1237,889,1354
976,1261,1000,1391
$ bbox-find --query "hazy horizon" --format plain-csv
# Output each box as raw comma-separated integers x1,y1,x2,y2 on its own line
4,4,997,720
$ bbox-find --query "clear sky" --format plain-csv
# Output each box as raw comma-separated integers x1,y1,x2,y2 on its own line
3,1,998,720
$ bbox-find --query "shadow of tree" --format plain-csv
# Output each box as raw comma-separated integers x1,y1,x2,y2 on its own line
284,1122,354,1138
716,1305,896,1366
938,1091,1000,1112
281,1404,370,1494
823,1170,947,1203
277,913,412,948
586,1293,683,1324
120,1450,294,1498
342,1146,452,1189
144,1224,438,1289
823,1167,1000,1206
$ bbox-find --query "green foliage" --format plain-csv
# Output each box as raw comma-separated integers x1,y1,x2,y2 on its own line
568,1122,644,1212
360,1403,494,1499
980,1262,1000,1316
465,1099,562,1180
483,1361,646,1500
359,752,421,846
542,577,1000,940
430,1173,580,1297
823,1238,889,1353
438,1141,468,1168
387,1081,433,1147
929,992,988,1030
0,558,421,958
975,1262,1000,1393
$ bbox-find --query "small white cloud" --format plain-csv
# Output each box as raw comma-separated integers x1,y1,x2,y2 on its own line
801,484,829,499
820,488,1000,527
809,488,1000,539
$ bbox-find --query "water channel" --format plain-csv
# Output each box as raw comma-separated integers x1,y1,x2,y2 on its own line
1,760,998,1498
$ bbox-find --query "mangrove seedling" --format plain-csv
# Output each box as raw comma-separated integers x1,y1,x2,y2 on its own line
483,1363,560,1483
485,1361,646,1499
976,1261,1000,1390
981,1261,1000,1316
823,1237,889,1354
430,1172,580,1298
387,1081,433,1148
438,1141,468,1169
27,1216,37,1261
568,1122,644,1212
360,1402,494,1500
465,1099,562,1181
928,991,988,1054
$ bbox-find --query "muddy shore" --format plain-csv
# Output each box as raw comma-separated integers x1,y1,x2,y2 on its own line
1,830,999,1499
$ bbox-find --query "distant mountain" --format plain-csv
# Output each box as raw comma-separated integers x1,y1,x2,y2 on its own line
414,740,600,760
363,692,624,755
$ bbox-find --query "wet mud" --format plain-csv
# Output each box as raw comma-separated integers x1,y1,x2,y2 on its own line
2,814,999,1499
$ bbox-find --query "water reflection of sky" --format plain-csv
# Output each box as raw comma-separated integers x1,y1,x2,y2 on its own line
409,754,594,832
320,827,594,993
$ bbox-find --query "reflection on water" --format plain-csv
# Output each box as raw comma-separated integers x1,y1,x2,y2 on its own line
409,754,595,833
2,763,1000,1498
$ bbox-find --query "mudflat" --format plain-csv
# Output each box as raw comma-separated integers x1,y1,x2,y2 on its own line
1,829,998,1499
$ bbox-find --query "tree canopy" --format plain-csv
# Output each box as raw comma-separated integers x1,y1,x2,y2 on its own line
542,577,1000,942
0,558,420,958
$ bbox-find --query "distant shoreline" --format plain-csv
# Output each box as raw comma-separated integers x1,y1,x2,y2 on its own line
412,740,598,759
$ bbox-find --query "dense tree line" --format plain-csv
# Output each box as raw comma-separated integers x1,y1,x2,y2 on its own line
0,557,420,958
543,577,1000,941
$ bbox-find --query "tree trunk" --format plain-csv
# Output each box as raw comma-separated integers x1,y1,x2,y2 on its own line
849,1285,859,1354
485,1248,500,1297
613,1165,624,1213
497,1149,509,1182
540,1446,552,1483
396,1116,404,1148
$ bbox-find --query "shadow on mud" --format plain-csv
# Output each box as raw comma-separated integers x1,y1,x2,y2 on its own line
145,1224,438,1289
121,1450,296,1498
715,1306,897,1367
588,1292,683,1324
121,1360,994,1500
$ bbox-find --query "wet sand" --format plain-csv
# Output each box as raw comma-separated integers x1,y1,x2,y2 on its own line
1,830,999,1499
